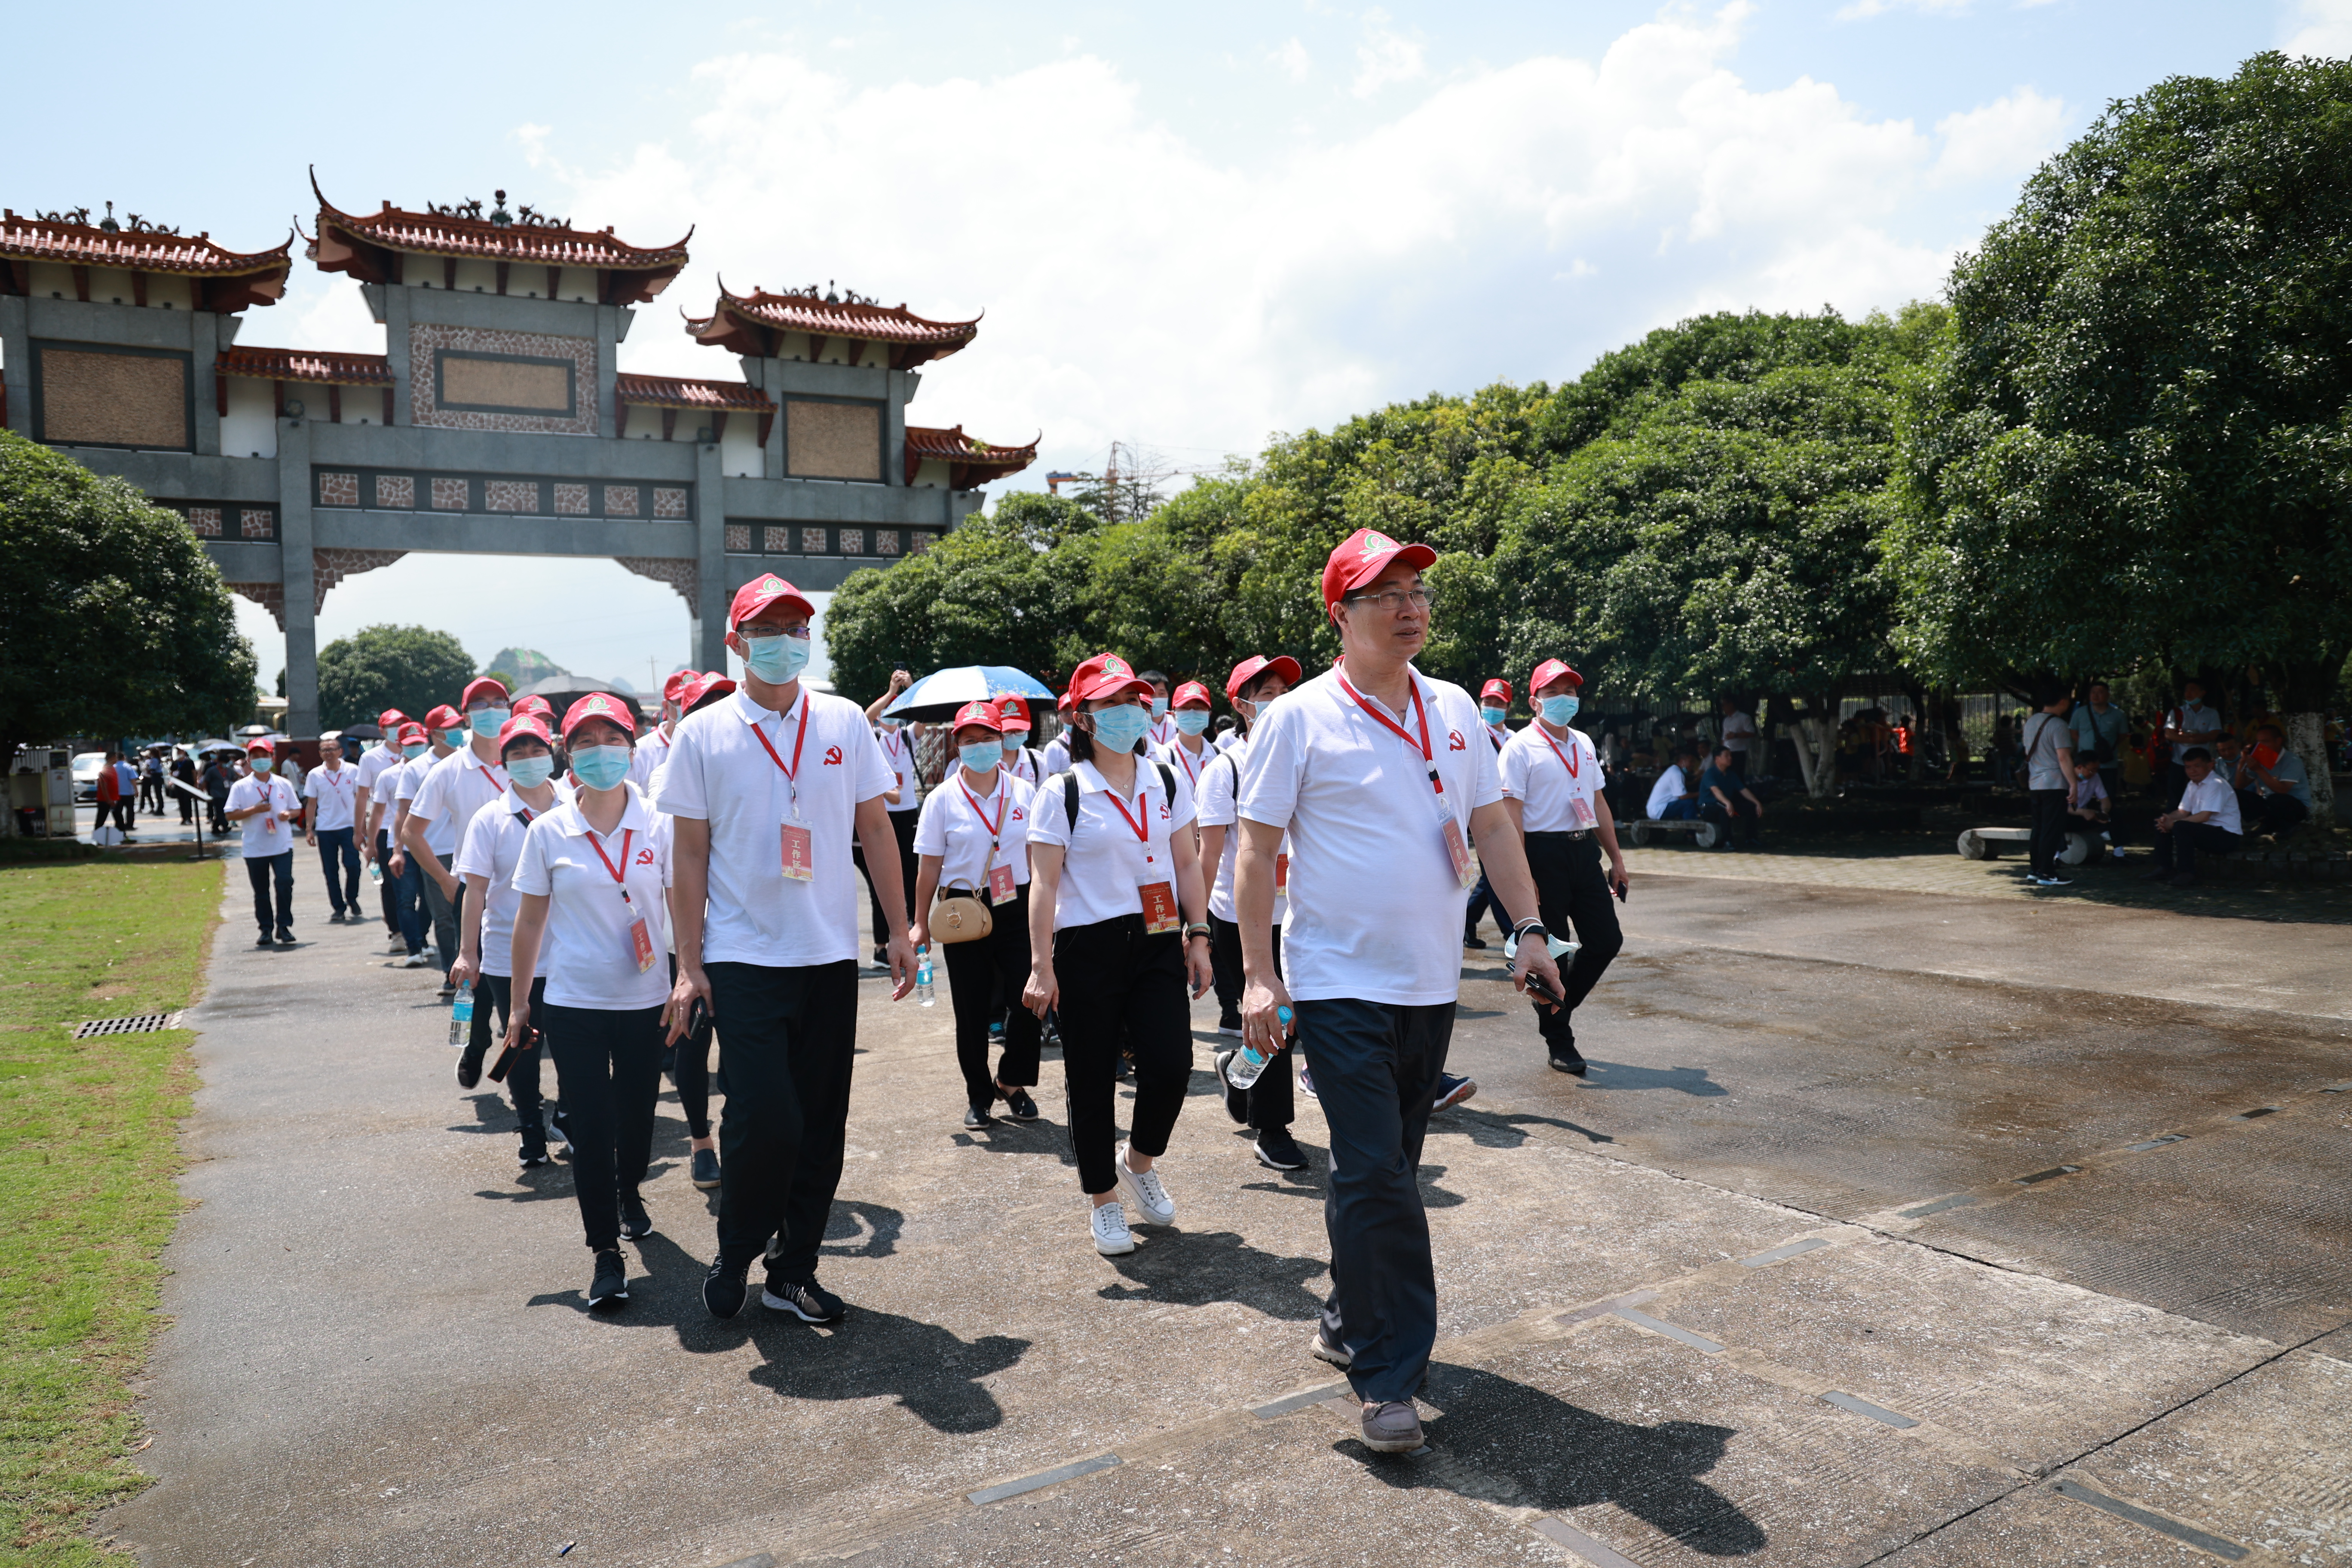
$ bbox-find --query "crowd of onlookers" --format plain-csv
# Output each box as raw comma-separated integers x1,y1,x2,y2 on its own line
86,740,311,841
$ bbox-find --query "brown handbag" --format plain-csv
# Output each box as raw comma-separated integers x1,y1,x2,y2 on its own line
932,890,994,944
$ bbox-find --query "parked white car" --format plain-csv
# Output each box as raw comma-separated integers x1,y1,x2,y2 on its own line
71,751,108,802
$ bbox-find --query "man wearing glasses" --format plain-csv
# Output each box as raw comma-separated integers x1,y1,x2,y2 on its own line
1233,529,1563,1455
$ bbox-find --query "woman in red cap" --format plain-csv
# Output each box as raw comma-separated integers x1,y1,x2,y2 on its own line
1155,680,1218,798
448,714,572,1165
504,694,676,1308
996,696,1044,785
393,703,470,987
382,721,443,969
1023,654,1213,1257
355,708,411,946
911,700,1043,1130
408,677,520,1012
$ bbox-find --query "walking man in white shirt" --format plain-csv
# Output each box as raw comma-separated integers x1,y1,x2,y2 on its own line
226,740,303,947
355,710,410,946
1234,529,1563,1454
406,681,516,998
658,575,916,1324
1499,659,1628,1075
302,737,363,922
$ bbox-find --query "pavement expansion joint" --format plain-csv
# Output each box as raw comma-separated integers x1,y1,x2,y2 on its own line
2050,1473,2256,1561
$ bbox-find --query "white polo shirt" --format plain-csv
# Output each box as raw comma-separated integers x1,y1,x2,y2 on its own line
1144,712,1177,750
875,725,921,812
1196,737,1286,924
1500,721,1603,833
354,744,400,824
2178,773,2243,836
407,744,511,862
1721,709,1758,759
1645,765,1689,818
1027,758,1196,931
653,686,897,968
226,775,301,857
1040,732,1072,778
455,783,573,977
301,763,359,832
393,750,441,814
1238,665,1501,1006
1002,744,1044,787
1155,734,1216,797
511,786,671,1009
913,766,1037,894
627,725,672,792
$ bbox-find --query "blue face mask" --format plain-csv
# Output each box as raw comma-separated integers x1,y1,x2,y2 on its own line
877,716,901,730
1540,695,1580,726
959,742,1003,775
1089,704,1150,754
1480,706,1507,727
470,707,511,738
440,728,466,748
1174,710,1210,736
506,754,555,790
250,756,274,774
402,743,427,760
1001,739,1026,762
1148,697,1169,720
741,631,811,685
570,745,631,791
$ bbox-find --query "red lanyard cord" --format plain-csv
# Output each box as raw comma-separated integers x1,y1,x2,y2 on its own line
1536,723,1582,779
749,695,813,784
1335,669,1443,797
959,777,1008,846
1100,777,1158,859
584,827,637,899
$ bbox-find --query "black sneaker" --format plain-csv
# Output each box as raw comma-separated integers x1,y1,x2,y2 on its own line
1433,1072,1477,1111
1214,1050,1250,1124
619,1194,652,1240
702,1253,752,1319
455,1042,487,1090
1463,932,1488,950
275,930,296,947
963,1104,997,1130
1548,1047,1588,1077
763,1275,846,1323
518,1145,549,1169
1000,1086,1039,1121
691,1148,721,1189
1254,1126,1308,1171
588,1249,628,1308
254,934,274,949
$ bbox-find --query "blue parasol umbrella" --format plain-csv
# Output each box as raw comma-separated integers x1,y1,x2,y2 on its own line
882,665,1055,723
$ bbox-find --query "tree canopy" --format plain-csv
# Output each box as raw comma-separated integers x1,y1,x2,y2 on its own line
317,625,479,730
0,430,257,762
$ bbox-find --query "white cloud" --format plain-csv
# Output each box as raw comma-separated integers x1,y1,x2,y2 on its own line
2286,0,2352,54
1271,38,1311,82
1836,0,1974,20
1352,10,1426,98
264,5,2066,483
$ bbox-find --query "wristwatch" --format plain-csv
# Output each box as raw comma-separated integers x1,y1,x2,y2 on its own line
1184,923,1212,941
1510,918,1548,940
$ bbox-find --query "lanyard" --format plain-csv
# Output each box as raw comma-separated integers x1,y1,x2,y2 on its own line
750,695,813,809
1535,723,1582,779
318,769,348,792
1335,668,1444,799
1101,777,1158,861
584,827,636,891
1170,739,1203,786
959,775,1008,851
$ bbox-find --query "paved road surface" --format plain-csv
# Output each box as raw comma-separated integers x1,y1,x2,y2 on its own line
105,867,2350,1566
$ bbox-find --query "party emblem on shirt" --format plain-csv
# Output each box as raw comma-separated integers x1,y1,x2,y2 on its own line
1448,730,1467,750
823,745,843,766
635,847,656,865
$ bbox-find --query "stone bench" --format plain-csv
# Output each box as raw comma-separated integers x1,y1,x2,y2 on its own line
1957,826,2103,865
1623,817,1723,848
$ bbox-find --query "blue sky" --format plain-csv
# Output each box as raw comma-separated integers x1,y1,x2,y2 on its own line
17,1,2343,692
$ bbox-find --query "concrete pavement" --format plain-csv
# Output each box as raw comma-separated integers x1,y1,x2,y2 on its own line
104,866,2352,1566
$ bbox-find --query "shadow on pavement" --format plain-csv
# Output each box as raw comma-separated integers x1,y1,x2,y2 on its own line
1576,1060,1730,1096
1434,1106,1617,1147
1098,1228,1329,1320
1360,1364,1765,1556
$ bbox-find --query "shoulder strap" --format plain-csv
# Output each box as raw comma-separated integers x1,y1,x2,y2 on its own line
1063,771,1080,832
1156,760,1176,801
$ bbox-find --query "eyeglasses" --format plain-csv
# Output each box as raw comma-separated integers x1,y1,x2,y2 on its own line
1343,587,1435,612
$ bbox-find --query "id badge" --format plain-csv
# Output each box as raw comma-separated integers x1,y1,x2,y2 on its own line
987,862,1016,901
1567,794,1598,831
1440,816,1477,889
626,906,657,972
1138,880,1180,934
780,822,814,882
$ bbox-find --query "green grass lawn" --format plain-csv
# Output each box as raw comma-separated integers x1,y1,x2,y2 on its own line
0,857,221,1565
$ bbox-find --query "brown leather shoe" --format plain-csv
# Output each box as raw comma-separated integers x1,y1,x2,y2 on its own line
1360,1400,1424,1453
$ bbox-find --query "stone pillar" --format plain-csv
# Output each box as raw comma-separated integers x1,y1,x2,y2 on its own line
383,284,412,423
190,312,222,456
597,306,620,440
277,416,320,736
0,295,28,434
695,441,728,672
885,368,907,487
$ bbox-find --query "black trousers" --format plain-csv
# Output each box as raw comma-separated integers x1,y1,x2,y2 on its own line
855,808,921,957
1209,914,1292,1130
2152,821,2242,876
420,867,459,975
1462,870,1499,938
707,959,861,1278
1054,916,1191,1195
1299,996,1454,1405
1523,832,1623,1048
483,974,547,1154
941,882,1041,1108
1701,795,1760,846
2029,787,2072,876
662,951,716,1140
242,852,293,936
313,827,361,913
538,1002,665,1251
375,828,401,934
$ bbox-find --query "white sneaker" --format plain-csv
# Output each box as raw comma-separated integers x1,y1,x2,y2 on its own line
399,951,431,968
1115,1145,1176,1227
1090,1200,1136,1256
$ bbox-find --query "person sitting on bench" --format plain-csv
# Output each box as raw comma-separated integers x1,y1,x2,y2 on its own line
2067,763,2122,860
2145,747,2241,888
1700,745,1764,850
1645,745,1702,822
2238,724,2311,837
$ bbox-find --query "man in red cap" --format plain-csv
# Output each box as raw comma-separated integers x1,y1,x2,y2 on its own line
1498,658,1628,1076
629,671,695,791
225,738,304,947
406,679,516,1001
1462,678,1517,948
655,573,913,1325
390,707,465,973
997,696,1043,785
1231,528,1562,1455
858,667,923,969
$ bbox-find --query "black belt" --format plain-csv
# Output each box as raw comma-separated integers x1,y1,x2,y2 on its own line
1526,829,1593,842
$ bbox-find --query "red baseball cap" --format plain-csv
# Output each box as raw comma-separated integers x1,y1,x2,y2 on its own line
1056,689,1075,714
377,707,409,730
729,572,815,630
460,675,510,708
681,671,737,714
662,670,691,705
560,692,638,739
1321,528,1437,610
497,715,554,751
1067,653,1154,704
1170,680,1213,710
245,739,276,756
425,704,464,731
512,695,555,721
1225,655,1302,702
950,700,1005,734
996,695,1032,732
396,723,428,746
1480,678,1513,704
1528,659,1583,694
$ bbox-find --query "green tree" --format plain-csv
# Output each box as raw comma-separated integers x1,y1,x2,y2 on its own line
316,625,478,730
0,431,257,763
1889,52,2352,813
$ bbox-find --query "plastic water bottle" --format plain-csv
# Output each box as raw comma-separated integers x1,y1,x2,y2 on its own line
916,945,935,1007
1223,1006,1294,1091
447,986,473,1047
369,860,383,885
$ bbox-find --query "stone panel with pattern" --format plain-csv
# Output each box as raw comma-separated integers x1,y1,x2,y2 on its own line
605,486,640,517
375,475,414,509
653,487,688,520
186,507,222,537
318,472,359,507
484,480,539,514
432,478,469,510
554,483,589,516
